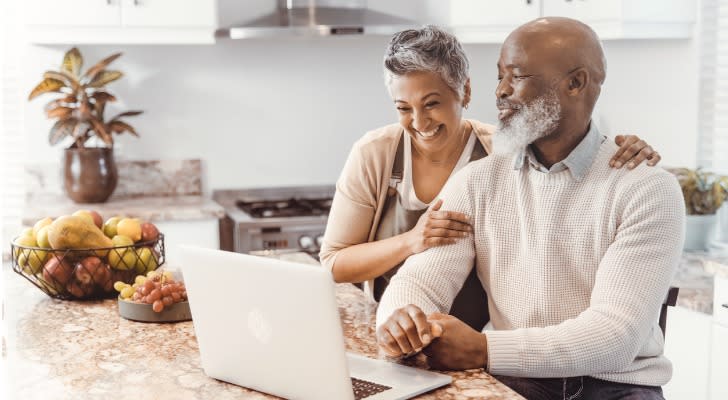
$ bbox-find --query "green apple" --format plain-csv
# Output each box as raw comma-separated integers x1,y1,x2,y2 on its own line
108,235,136,270
32,217,53,235
103,216,122,239
135,247,158,274
36,225,51,248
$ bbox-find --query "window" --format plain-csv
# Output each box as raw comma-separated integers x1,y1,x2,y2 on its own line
697,0,728,173
1,2,25,245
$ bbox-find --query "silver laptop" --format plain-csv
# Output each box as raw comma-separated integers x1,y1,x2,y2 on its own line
179,246,452,400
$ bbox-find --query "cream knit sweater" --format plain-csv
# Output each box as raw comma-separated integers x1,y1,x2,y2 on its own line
376,140,685,386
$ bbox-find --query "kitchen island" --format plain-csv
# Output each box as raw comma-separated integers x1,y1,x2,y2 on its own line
2,252,523,400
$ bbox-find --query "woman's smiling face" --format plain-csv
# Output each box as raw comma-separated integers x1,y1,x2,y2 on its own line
389,70,469,157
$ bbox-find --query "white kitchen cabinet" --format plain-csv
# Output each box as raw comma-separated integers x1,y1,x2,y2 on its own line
24,0,217,44
120,0,216,27
24,0,121,26
663,306,712,399
427,0,696,43
542,0,697,39
446,0,540,43
710,324,728,399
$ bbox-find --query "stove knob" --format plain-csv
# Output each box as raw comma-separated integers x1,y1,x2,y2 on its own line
315,235,324,247
299,235,314,249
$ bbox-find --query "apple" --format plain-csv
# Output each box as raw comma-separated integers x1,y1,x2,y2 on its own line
42,256,74,292
36,225,51,248
88,210,103,229
66,280,94,298
32,217,53,235
74,256,111,286
20,227,35,238
103,216,122,238
117,218,142,242
108,235,137,270
140,222,159,243
135,246,158,274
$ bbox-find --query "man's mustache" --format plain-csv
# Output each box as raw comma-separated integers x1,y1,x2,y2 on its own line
496,99,523,110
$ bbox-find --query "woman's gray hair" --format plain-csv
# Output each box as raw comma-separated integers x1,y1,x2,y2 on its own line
384,25,469,99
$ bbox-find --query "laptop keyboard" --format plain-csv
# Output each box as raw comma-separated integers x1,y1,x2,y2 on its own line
351,377,392,399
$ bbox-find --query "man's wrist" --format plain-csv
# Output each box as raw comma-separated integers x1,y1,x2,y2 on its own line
480,333,489,370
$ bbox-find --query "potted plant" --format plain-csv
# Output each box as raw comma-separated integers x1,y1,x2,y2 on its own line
668,168,728,250
28,47,142,203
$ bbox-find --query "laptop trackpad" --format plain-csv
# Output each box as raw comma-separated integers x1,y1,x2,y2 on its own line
346,353,452,399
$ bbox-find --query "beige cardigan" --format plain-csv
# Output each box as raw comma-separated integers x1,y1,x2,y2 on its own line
319,119,495,279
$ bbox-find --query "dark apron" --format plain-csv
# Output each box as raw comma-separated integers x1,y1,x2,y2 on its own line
371,133,490,331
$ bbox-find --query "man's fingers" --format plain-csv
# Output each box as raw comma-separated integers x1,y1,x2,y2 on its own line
430,321,444,338
406,305,433,346
387,323,415,355
377,329,403,358
395,313,423,350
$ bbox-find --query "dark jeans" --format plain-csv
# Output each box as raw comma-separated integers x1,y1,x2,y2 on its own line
493,375,664,400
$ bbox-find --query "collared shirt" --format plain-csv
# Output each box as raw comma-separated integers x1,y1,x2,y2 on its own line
513,123,606,181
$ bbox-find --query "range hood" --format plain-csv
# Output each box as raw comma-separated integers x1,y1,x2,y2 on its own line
216,0,418,39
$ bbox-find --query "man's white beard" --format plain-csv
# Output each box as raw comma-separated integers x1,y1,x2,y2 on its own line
493,91,561,156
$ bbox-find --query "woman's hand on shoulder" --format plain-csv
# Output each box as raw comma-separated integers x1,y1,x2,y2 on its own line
611,134,661,169
406,199,472,254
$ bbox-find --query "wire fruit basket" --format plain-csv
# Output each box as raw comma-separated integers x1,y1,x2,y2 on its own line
11,234,165,300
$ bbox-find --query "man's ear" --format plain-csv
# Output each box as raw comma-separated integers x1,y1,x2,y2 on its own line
566,68,588,96
462,78,472,107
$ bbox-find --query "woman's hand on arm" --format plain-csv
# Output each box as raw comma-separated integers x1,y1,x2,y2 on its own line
610,134,661,169
405,199,472,254
330,199,471,284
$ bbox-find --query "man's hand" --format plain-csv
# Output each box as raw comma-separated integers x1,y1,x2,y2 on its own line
422,313,488,371
376,304,441,358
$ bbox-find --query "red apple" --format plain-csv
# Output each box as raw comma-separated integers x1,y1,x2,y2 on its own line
74,256,111,286
42,256,74,291
140,222,160,243
88,210,103,229
66,280,95,298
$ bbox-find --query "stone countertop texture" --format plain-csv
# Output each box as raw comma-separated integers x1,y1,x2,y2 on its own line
2,252,524,400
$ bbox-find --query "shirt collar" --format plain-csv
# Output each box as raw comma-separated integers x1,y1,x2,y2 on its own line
512,122,604,181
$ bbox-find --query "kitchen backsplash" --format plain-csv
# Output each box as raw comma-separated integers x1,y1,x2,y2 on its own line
24,158,202,200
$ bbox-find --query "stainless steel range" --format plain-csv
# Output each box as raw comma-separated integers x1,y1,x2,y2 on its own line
213,185,336,260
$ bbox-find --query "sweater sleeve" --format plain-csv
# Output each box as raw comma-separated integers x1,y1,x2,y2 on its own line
376,165,477,328
319,139,379,271
485,172,685,377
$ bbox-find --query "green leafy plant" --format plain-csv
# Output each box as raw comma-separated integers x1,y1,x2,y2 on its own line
27,47,142,149
667,168,728,215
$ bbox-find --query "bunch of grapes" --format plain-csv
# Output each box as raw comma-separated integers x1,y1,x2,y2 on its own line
115,270,187,313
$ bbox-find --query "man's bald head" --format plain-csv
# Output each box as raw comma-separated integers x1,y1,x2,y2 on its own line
494,18,606,156
507,17,606,93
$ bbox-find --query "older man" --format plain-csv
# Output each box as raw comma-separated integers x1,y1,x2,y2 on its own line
375,17,685,400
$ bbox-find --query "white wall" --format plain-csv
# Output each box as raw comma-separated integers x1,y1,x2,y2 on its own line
22,36,699,193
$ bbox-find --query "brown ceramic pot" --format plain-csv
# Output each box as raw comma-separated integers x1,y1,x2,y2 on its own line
63,147,118,203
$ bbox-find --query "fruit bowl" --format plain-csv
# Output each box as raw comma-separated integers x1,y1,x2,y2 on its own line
10,234,165,300
118,298,191,323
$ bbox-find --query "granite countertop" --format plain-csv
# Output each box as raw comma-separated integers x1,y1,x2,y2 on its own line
2,252,523,400
671,251,728,314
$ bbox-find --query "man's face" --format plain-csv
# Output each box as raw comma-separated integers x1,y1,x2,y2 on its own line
493,36,563,155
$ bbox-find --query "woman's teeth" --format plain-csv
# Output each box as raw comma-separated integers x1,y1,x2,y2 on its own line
418,125,440,137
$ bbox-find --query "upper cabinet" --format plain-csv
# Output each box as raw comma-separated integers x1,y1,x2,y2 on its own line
429,0,697,43
25,0,218,44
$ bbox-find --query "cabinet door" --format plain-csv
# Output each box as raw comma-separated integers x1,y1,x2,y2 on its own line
120,0,216,27
711,324,728,400
24,0,120,26
449,0,540,27
543,0,620,21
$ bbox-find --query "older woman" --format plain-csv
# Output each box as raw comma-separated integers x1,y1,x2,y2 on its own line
319,25,659,331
